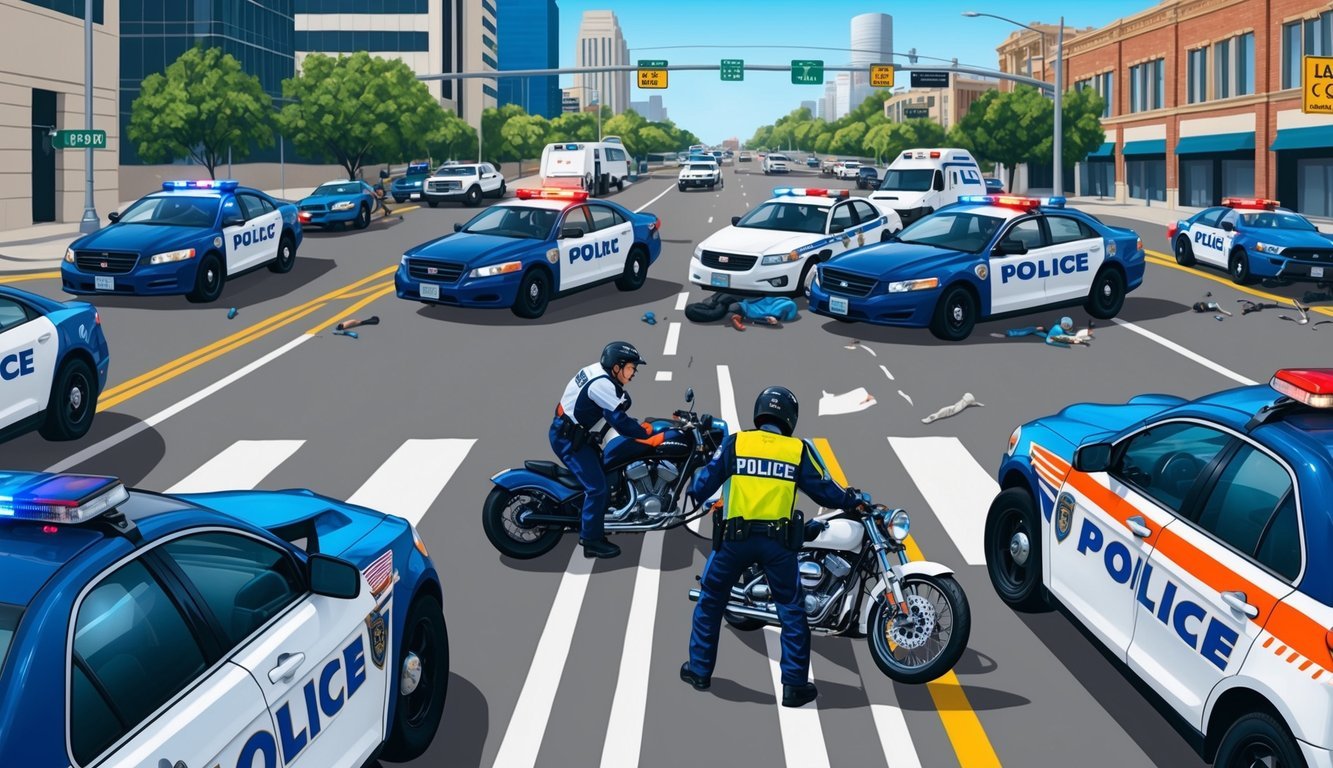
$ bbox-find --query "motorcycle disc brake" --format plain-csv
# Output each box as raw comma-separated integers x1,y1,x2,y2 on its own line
888,594,937,650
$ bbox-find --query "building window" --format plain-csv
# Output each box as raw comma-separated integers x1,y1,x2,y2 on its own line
1215,33,1255,99
482,17,496,35
1129,59,1164,113
1187,48,1207,104
483,83,499,99
1127,157,1166,201
1285,12,1333,89
483,34,495,53
481,0,496,18
482,52,497,69
1297,158,1333,218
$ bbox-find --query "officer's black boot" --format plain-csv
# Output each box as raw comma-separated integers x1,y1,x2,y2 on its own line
580,538,621,559
679,663,710,691
782,682,818,708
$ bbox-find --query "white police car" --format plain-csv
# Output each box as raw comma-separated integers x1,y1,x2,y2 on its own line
0,471,448,766
689,188,901,296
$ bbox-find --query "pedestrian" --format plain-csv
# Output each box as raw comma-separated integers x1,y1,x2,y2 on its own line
727,296,800,331
680,386,868,707
995,316,1091,346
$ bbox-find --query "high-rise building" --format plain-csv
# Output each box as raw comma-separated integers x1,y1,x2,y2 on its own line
561,88,580,113
460,0,497,128
835,73,851,118
849,12,892,113
574,10,629,115
800,100,817,116
497,0,559,118
629,94,666,122
821,81,836,121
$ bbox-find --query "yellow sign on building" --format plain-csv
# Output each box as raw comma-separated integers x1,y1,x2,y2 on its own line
1303,55,1333,114
870,64,895,88
638,59,668,90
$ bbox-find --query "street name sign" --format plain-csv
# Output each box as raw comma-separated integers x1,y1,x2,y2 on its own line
638,60,668,89
721,59,744,81
791,60,823,85
870,64,894,88
911,71,951,88
53,129,107,149
903,107,929,119
1304,55,1333,114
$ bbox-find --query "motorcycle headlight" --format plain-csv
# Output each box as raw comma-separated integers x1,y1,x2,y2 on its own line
469,260,523,278
64,248,75,264
761,250,801,266
886,277,939,293
331,200,356,211
149,247,196,265
886,509,911,542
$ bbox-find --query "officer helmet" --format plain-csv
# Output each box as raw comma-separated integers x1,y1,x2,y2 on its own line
754,386,798,436
379,168,390,179
601,341,647,372
1059,316,1074,331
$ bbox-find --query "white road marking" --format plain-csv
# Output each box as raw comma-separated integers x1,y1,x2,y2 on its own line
897,390,914,406
879,365,895,381
655,371,673,381
46,335,313,473
689,364,741,535
764,627,831,768
870,703,924,768
674,292,689,311
598,532,665,768
492,551,595,768
742,192,747,197
634,185,673,213
1111,319,1257,385
346,439,474,525
166,440,304,493
664,322,681,355
887,436,997,565
707,216,714,224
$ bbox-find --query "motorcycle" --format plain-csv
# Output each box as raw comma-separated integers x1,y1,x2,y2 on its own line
483,388,726,559
688,447,970,684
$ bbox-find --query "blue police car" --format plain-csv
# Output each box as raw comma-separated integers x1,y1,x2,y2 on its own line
0,284,108,442
62,180,302,303
0,471,448,767
1168,197,1333,285
986,368,1333,768
391,160,433,203
807,195,1145,341
297,179,380,230
395,187,662,318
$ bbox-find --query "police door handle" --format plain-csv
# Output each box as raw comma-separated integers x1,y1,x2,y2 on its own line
38,333,51,344
1125,515,1152,538
1221,591,1260,619
268,652,306,684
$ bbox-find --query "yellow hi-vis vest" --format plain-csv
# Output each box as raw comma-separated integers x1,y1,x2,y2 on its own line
723,430,805,522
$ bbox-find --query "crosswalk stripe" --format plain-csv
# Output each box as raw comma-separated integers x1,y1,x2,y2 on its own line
345,438,474,526
675,292,689,311
598,533,665,768
686,364,740,536
870,703,924,768
664,322,681,355
764,627,831,768
166,440,304,494
886,436,997,565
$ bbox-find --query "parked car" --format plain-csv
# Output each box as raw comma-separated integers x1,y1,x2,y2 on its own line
738,151,753,163
807,156,820,168
391,160,433,203
298,180,380,230
856,166,880,189
1168,197,1333,285
423,163,506,208
984,177,1005,194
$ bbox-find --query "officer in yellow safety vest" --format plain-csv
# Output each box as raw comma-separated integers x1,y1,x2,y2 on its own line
680,386,867,707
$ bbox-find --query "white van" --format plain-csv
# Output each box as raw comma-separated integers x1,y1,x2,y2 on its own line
538,141,631,196
869,147,986,227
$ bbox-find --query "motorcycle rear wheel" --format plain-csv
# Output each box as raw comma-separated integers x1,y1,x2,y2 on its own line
867,574,971,684
482,486,564,559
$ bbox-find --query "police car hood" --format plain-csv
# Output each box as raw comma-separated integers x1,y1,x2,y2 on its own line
1241,226,1333,249
408,232,537,266
702,226,820,256
175,489,387,558
1030,395,1188,452
72,223,203,254
826,241,973,279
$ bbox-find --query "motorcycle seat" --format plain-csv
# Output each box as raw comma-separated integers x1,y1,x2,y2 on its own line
524,460,582,489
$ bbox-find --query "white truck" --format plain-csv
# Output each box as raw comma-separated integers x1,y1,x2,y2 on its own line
538,141,631,197
868,147,986,227
762,153,791,174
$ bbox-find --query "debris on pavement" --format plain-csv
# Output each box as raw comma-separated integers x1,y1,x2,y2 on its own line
331,329,359,339
1215,315,1225,321
1279,299,1311,325
819,388,877,415
897,390,914,406
1239,299,1284,315
844,340,878,356
1192,301,1232,316
1314,320,1333,329
227,307,238,319
336,316,380,331
921,392,984,424
641,311,657,325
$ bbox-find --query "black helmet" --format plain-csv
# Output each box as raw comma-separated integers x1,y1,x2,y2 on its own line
754,386,798,436
601,341,646,371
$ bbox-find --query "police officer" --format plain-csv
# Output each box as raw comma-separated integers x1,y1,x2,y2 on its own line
680,386,866,707
551,341,652,559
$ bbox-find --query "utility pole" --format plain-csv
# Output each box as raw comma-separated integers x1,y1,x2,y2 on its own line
77,0,98,233
1054,16,1064,196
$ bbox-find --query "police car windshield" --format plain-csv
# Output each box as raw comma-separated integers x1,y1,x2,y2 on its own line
736,202,826,234
118,195,219,227
879,168,934,192
0,604,20,677
461,206,558,239
896,210,1006,253
1239,211,1318,231
433,166,478,177
687,164,715,171
314,182,362,196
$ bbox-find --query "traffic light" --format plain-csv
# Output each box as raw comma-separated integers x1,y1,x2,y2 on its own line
908,48,918,64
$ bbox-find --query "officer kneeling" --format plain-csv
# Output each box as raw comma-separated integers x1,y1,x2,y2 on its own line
681,386,866,707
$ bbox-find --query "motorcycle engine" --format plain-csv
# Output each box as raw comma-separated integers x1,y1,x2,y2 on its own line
797,552,852,619
622,460,679,520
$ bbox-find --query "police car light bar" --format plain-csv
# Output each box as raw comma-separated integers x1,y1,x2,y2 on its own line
515,188,589,201
1270,369,1333,409
1222,197,1279,210
162,179,239,192
958,195,1066,209
0,473,129,524
772,188,850,199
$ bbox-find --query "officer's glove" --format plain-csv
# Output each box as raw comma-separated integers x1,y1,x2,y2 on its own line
803,519,829,542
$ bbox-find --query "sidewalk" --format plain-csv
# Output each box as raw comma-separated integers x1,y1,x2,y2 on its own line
1064,196,1188,228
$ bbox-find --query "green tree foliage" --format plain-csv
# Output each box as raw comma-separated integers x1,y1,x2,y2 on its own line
279,52,445,180
1029,86,1107,166
829,122,868,156
547,112,600,143
501,114,550,176
637,125,674,154
602,110,649,156
427,110,477,164
482,104,528,163
127,45,274,179
952,87,1041,171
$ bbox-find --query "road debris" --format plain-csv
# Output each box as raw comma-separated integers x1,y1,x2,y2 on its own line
1279,299,1311,325
818,388,877,415
227,307,238,319
641,311,657,325
336,316,380,331
1239,299,1284,315
897,390,914,406
332,329,359,339
1192,301,1232,316
921,392,984,424
879,365,894,381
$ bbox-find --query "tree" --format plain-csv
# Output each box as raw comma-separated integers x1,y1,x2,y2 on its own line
501,114,549,177
829,122,868,156
547,112,599,143
482,104,528,163
953,88,1045,174
1028,86,1107,167
280,52,445,180
813,132,833,155
127,45,274,179
427,110,477,164
637,125,674,154
602,110,648,157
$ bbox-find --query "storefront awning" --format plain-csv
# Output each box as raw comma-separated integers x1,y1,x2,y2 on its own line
1175,132,1255,155
1122,139,1166,156
1270,126,1333,151
1087,141,1115,158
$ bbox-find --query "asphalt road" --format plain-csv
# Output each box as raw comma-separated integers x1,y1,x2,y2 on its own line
5,164,1330,768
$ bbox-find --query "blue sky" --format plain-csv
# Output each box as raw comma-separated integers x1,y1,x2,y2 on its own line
552,0,1144,143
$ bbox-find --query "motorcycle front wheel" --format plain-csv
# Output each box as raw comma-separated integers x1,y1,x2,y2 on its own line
482,486,564,559
867,574,971,684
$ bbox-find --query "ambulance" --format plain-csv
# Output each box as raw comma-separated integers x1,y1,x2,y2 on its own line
869,147,987,227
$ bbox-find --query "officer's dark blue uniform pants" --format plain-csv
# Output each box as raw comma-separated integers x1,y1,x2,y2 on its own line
688,535,809,686
549,420,608,541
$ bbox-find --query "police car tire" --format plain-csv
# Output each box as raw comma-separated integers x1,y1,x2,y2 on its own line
678,183,687,192
1174,236,1196,267
867,574,971,685
186,253,225,303
984,488,1047,611
381,593,449,762
1084,268,1126,319
38,357,96,441
1229,249,1258,285
615,247,649,291
268,233,296,273
797,257,822,297
464,186,483,207
1214,712,1304,768
929,285,977,341
354,203,370,229
511,269,552,318
496,179,507,198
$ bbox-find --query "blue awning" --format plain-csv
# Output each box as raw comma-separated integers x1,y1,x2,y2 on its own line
1087,141,1115,158
1122,139,1166,156
1175,132,1255,155
1270,126,1333,151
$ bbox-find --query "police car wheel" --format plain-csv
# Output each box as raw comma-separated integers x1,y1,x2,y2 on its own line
616,248,649,291
482,486,563,558
1085,268,1126,319
511,269,552,319
1229,249,1259,285
38,357,96,441
1214,712,1304,768
268,234,296,273
186,253,225,303
929,286,977,341
381,593,449,762
354,203,370,229
464,186,482,207
867,574,971,684
1174,236,1196,267
984,488,1047,611
798,257,822,296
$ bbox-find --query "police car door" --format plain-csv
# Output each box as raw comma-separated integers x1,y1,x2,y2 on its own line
588,204,633,282
849,199,887,243
1189,208,1231,267
0,295,57,427
1040,215,1104,304
1126,440,1296,728
557,205,599,291
828,201,860,253
227,193,283,274
988,216,1047,314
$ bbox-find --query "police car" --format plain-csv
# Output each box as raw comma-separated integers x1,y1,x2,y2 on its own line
1168,197,1333,285
395,187,662,318
689,188,901,297
62,180,302,303
0,471,448,767
986,369,1333,768
0,285,108,443
807,195,1145,341
297,180,379,230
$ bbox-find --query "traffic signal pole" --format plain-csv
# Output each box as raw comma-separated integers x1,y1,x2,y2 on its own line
78,0,99,233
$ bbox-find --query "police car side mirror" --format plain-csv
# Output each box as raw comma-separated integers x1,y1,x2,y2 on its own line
561,227,584,240
1073,442,1113,473
453,222,464,232
222,214,245,228
1220,220,1235,232
307,553,361,599
107,211,120,223
731,216,741,226
829,223,846,234
994,240,1028,256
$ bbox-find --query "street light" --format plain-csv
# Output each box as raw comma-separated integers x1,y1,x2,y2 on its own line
78,0,98,233
963,11,1065,197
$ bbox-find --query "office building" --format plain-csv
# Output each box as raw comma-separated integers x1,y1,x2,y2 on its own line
497,0,559,118
629,94,666,121
883,76,995,129
574,10,629,115
835,72,851,118
561,88,580,113
849,12,892,113
821,80,836,120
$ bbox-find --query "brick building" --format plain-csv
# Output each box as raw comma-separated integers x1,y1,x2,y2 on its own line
997,0,1333,216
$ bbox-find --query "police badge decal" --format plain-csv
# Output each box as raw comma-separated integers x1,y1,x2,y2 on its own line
366,611,388,669
1055,492,1075,543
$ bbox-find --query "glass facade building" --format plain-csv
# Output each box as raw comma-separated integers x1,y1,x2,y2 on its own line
496,0,557,117
23,0,103,23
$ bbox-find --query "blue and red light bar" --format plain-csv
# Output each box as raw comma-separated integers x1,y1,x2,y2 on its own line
515,188,589,202
772,188,850,199
1270,369,1333,409
162,179,239,192
0,473,128,524
1222,197,1279,210
958,194,1066,209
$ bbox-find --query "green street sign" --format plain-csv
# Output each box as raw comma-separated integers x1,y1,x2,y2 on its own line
791,59,824,85
721,59,744,81
637,59,667,68
52,129,107,149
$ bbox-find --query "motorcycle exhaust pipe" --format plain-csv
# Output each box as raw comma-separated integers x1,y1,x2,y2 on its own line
687,589,779,622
